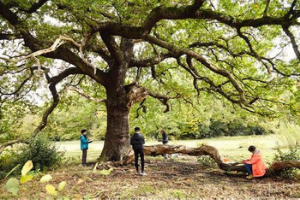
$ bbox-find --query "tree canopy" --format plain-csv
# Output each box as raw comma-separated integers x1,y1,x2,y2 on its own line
0,0,299,161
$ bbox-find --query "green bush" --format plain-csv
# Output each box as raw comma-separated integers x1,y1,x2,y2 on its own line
0,134,63,177
273,145,300,179
197,156,217,168
181,119,269,139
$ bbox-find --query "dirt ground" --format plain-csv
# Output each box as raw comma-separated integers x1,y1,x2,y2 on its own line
1,156,300,199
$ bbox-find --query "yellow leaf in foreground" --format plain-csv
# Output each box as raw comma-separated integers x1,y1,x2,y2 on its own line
77,179,84,184
20,174,33,184
58,181,66,191
46,184,57,196
21,160,33,176
40,174,52,183
100,168,113,176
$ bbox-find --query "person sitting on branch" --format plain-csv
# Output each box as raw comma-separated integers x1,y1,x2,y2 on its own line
242,145,266,180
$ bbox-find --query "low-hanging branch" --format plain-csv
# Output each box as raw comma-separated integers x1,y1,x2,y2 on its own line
116,144,300,176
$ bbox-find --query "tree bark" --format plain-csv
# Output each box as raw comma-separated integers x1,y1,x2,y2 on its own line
118,144,300,175
99,94,132,162
0,140,28,153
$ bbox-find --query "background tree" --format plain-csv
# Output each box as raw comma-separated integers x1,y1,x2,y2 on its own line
0,0,299,162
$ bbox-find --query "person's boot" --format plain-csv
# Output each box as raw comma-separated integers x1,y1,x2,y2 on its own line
246,174,253,179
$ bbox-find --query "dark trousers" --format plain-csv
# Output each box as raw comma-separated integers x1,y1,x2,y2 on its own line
244,163,253,174
134,148,144,172
82,149,87,165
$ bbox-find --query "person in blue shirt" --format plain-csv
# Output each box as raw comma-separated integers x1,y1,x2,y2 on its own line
130,127,146,175
80,129,92,166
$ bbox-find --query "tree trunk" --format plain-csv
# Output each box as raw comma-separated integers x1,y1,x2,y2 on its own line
98,83,133,162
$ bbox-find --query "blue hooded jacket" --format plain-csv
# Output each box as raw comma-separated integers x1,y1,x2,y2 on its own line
80,135,89,150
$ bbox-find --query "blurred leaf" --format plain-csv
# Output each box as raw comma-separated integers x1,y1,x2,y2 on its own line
21,160,33,176
20,174,33,184
93,162,99,172
77,178,84,184
40,174,52,183
58,181,66,191
46,184,58,196
100,168,113,176
5,164,20,179
5,178,19,196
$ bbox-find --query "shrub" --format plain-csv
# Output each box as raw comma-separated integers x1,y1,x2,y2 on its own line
196,143,217,168
193,119,268,139
22,134,63,171
197,156,217,168
273,145,300,179
0,134,63,177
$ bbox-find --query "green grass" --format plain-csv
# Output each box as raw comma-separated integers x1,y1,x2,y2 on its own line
56,134,284,165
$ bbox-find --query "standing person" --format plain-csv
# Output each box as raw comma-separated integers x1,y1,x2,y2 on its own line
161,129,168,144
242,145,266,179
130,127,146,176
80,129,92,166
161,129,169,159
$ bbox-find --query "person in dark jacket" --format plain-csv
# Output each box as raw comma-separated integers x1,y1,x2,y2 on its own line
161,129,168,144
130,127,146,175
161,129,169,159
80,129,92,166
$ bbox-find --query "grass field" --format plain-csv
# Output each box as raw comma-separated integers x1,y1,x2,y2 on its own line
57,134,283,165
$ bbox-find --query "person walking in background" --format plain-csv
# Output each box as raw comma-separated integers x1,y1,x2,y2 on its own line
130,127,146,176
242,145,266,179
80,129,92,166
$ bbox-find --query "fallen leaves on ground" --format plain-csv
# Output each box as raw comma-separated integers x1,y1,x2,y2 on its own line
1,156,300,199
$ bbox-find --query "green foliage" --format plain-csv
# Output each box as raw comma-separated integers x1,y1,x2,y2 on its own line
0,0,299,163
0,134,63,176
22,134,63,171
5,178,19,196
195,119,268,139
42,96,106,141
273,145,300,179
197,156,217,168
272,122,300,179
276,121,300,148
99,167,113,176
4,160,66,198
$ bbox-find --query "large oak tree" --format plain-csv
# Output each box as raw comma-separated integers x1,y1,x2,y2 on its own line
0,0,299,162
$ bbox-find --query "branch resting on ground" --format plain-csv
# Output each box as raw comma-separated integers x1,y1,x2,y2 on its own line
103,144,300,176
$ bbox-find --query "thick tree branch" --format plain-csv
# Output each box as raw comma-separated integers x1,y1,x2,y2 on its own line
0,140,28,154
144,35,249,106
100,32,123,66
32,67,84,136
0,33,18,40
282,26,300,60
120,145,300,176
176,57,243,106
68,86,106,103
18,0,49,14
130,53,172,67
142,0,205,33
0,2,20,25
